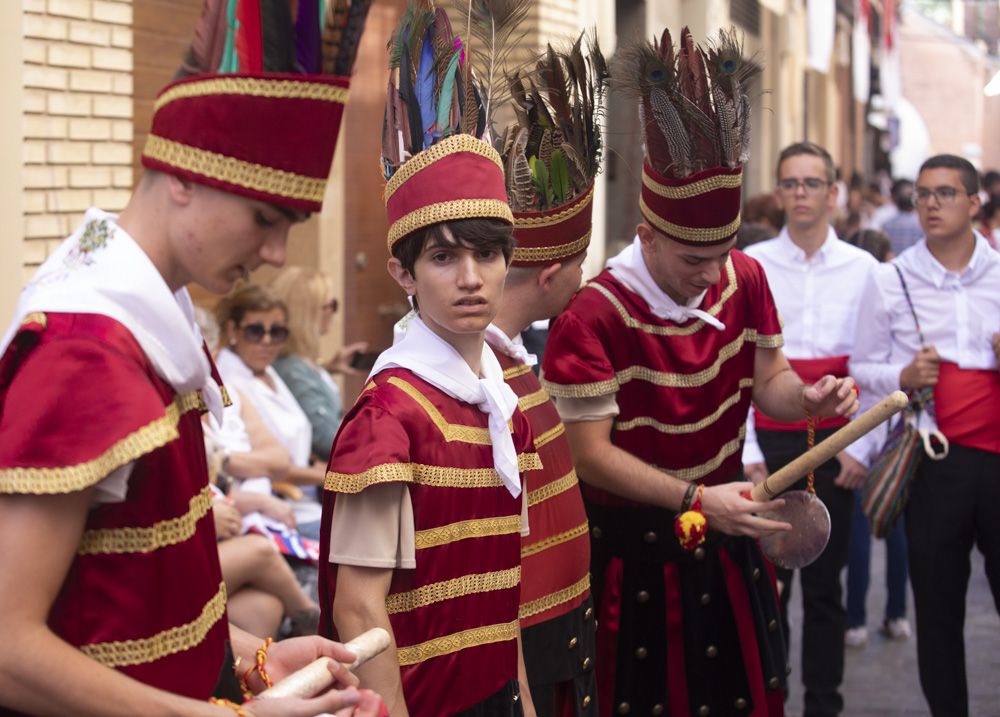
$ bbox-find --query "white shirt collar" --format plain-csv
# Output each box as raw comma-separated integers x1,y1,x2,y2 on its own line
484,324,537,366
372,314,523,497
606,236,726,331
910,233,996,290
775,225,839,265
0,208,223,421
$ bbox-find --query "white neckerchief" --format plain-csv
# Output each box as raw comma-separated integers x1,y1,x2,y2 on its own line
606,236,726,331
484,324,537,366
371,314,522,497
0,208,223,421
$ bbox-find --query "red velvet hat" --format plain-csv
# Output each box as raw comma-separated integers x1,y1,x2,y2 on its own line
639,162,744,245
142,73,349,213
384,134,513,252
511,183,595,266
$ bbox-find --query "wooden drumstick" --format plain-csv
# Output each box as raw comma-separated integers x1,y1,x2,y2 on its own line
255,627,391,701
750,390,909,502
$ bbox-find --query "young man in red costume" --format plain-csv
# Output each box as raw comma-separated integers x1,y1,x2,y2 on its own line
319,4,539,716
541,29,859,717
484,37,608,717
0,43,381,717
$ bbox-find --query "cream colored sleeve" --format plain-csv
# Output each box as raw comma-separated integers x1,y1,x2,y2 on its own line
551,393,620,423
328,483,416,569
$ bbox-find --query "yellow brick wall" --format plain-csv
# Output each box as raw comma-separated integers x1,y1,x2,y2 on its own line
21,0,133,280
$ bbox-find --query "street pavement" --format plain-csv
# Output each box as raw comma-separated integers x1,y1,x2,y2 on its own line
783,541,1000,716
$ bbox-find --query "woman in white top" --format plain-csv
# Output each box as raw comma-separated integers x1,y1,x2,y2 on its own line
215,285,326,536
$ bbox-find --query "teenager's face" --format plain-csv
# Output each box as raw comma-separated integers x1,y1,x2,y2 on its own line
171,183,305,294
774,154,837,233
227,307,287,374
638,224,735,304
396,225,509,342
915,167,980,245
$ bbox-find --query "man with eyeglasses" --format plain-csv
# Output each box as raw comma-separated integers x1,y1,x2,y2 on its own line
741,141,877,717
850,154,1000,717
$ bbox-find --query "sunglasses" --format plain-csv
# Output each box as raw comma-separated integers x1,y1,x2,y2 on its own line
240,323,290,344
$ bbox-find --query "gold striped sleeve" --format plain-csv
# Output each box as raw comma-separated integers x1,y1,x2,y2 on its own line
533,423,566,450
387,377,492,445
503,364,533,380
519,574,590,620
396,620,518,666
756,333,784,349
386,567,520,614
80,581,227,668
614,378,754,435
78,485,214,555
415,515,521,550
518,388,550,412
0,391,202,496
521,520,589,558
540,375,619,399
527,469,578,508
325,463,414,493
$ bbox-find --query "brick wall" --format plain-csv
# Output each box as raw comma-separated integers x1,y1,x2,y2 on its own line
22,0,133,279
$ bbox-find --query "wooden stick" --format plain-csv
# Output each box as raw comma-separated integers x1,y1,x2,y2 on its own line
255,627,391,701
750,390,909,502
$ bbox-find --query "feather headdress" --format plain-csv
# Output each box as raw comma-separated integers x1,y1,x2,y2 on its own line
617,26,759,246
496,33,610,266
144,0,373,212
382,0,518,252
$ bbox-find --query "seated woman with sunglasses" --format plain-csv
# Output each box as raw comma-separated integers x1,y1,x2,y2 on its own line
270,267,368,463
215,286,326,538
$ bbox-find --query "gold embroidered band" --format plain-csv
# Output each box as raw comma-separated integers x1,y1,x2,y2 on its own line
396,620,518,666
502,364,533,380
386,198,513,250
518,388,550,412
512,231,592,264
78,485,215,555
662,425,747,482
641,169,743,200
533,423,565,450
154,76,349,112
640,194,742,243
384,134,506,202
615,379,754,435
519,574,590,620
143,134,326,204
386,566,521,614
415,515,521,550
527,469,578,508
521,520,589,558
513,185,595,228
80,581,227,668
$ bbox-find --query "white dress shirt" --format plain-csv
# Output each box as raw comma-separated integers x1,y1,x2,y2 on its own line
741,227,877,464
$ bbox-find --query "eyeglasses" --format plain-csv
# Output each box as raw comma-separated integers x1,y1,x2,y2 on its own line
240,323,290,344
778,177,830,194
321,298,339,313
914,186,971,206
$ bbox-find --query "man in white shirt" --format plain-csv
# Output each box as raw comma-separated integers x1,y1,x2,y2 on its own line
850,154,1000,717
742,141,876,717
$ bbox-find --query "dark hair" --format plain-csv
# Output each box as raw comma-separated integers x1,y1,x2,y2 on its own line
776,141,836,184
890,179,915,211
392,218,514,312
845,228,892,263
919,154,980,195
735,222,775,251
743,193,784,232
983,170,1000,190
980,197,1000,223
215,284,288,330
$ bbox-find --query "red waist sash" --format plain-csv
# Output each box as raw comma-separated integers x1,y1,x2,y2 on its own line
754,355,850,432
934,361,1000,455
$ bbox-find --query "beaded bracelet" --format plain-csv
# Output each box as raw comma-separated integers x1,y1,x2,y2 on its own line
209,697,248,716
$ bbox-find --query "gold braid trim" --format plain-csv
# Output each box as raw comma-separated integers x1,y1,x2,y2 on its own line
154,76,349,112
521,520,589,558
387,199,513,250
540,376,619,399
327,453,539,494
518,388,550,412
519,574,590,620
642,169,743,199
78,485,214,555
384,135,504,202
662,425,747,482
527,469,578,508
513,185,595,228
503,363,533,380
325,463,414,493
219,385,232,408
519,452,542,472
415,515,521,550
20,312,47,328
388,377,494,445
640,195,742,243
615,329,757,390
533,423,565,450
756,333,784,349
588,259,737,336
512,230,591,263
143,135,326,204
615,378,754,435
396,620,518,666
385,566,520,615
80,582,227,668
0,391,202,495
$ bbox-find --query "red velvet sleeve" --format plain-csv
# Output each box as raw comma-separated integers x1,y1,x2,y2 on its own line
324,389,414,494
0,333,170,495
541,308,618,398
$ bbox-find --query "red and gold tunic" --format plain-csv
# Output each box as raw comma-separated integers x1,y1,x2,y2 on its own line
0,313,229,705
541,252,787,717
319,368,540,717
490,343,596,714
